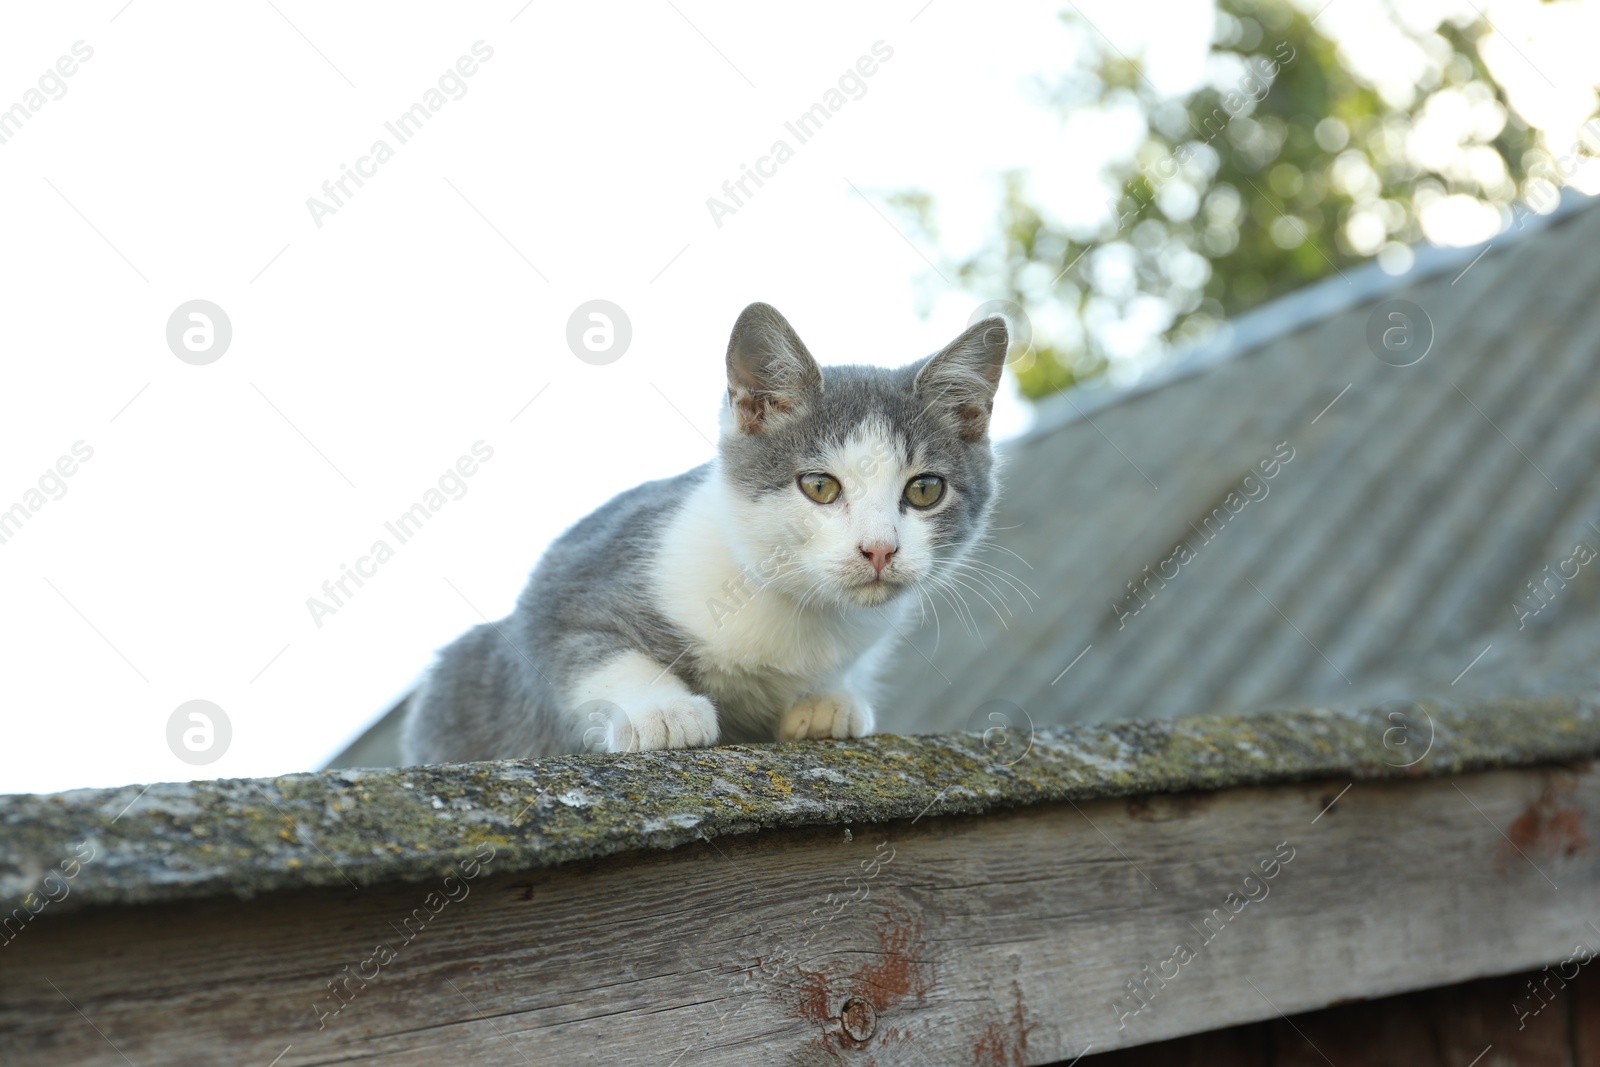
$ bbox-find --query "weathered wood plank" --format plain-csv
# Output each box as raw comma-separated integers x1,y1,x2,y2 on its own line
8,700,1598,915
3,765,1597,1066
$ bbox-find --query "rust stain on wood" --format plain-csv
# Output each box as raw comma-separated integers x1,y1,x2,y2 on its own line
972,981,1038,1066
763,903,935,1058
851,906,932,1012
1506,779,1590,861
794,964,833,1026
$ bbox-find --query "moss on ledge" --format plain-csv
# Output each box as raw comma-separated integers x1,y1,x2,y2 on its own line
3,695,1596,911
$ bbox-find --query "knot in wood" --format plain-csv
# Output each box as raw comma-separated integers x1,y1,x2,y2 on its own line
840,997,876,1043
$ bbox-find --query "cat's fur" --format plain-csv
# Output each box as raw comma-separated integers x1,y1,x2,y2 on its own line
401,302,1007,762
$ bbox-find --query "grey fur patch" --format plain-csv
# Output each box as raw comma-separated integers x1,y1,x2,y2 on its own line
402,467,708,763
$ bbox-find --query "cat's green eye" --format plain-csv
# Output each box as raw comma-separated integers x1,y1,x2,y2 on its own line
903,475,945,509
798,472,842,504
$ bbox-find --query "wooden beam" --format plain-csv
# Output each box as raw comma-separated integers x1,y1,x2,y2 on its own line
3,764,1597,1066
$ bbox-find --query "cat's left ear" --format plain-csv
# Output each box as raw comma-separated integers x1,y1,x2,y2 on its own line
726,302,823,434
914,317,1008,442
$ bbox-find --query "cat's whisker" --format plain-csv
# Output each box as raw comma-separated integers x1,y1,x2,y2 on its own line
723,561,812,627
930,554,1034,610
911,585,943,655
945,572,1010,629
949,557,1039,604
937,559,1011,612
974,539,1036,572
938,533,1039,577
954,566,1016,615
928,574,982,640
922,575,964,631
958,561,1036,602
908,579,940,655
934,569,1002,645
791,575,827,625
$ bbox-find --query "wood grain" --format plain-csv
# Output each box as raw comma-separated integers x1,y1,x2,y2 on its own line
3,765,1598,1066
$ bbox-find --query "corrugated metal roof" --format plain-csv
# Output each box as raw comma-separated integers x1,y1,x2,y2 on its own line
881,193,1600,734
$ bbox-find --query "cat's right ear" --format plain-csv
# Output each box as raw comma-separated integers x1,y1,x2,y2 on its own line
726,302,822,434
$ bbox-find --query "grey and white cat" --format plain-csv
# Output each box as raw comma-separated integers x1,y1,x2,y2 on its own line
401,302,1007,762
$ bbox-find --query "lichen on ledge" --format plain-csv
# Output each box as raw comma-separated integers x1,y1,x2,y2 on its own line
2,695,1596,911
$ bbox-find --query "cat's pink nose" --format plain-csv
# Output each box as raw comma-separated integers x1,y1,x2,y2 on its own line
860,541,897,577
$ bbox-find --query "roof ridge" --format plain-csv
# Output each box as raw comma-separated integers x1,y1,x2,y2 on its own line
1018,188,1600,446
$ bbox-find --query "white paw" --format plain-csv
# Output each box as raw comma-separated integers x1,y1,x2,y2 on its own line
777,692,874,741
609,694,719,752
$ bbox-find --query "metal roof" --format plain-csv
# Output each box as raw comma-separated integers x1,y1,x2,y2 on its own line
882,192,1600,735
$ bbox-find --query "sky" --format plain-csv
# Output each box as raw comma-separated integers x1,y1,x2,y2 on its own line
1,0,1595,796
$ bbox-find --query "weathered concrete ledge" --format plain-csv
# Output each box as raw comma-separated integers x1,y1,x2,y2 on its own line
3,694,1596,912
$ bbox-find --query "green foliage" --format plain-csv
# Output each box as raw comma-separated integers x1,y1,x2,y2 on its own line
945,0,1588,400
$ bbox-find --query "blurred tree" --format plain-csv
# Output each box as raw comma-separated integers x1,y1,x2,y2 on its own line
915,0,1599,399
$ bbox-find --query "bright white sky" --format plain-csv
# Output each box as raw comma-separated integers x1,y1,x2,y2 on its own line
2,0,1595,795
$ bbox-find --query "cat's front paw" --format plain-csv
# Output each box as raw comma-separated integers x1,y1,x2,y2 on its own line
777,692,874,741
609,694,719,752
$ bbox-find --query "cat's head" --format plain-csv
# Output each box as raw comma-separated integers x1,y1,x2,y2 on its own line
717,302,1006,609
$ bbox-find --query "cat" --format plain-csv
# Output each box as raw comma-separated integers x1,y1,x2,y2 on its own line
400,302,1007,762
